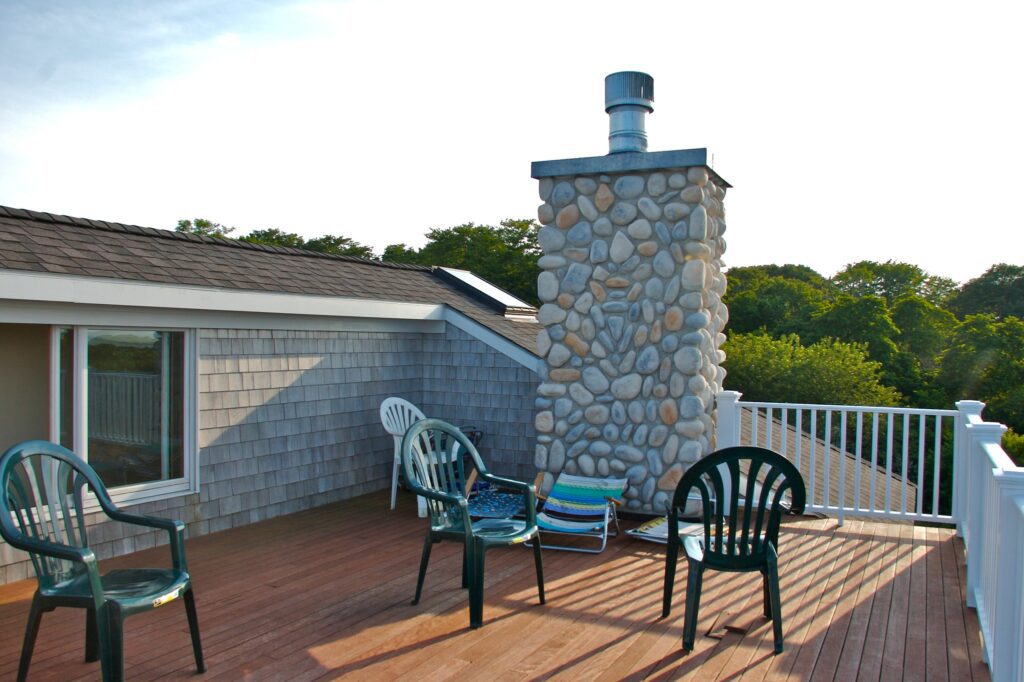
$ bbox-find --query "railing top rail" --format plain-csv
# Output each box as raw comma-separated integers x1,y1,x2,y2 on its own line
980,439,1022,474
733,399,959,417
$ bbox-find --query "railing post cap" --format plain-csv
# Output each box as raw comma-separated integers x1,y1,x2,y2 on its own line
956,400,986,415
718,390,742,403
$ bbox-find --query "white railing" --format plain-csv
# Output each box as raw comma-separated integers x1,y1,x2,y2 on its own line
954,404,1024,682
88,371,160,445
716,392,1024,681
715,391,959,525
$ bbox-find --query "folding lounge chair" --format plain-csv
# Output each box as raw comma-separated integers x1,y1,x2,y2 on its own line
530,473,627,553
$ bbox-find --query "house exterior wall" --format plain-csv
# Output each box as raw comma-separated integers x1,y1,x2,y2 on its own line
0,324,50,447
0,323,538,584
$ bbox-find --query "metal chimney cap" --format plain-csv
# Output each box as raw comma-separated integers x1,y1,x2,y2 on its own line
605,71,654,113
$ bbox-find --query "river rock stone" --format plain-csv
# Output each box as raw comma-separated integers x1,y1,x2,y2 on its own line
637,197,661,221
610,202,638,226
614,175,645,199
538,203,554,224
538,304,567,325
535,411,554,433
595,184,614,212
585,404,610,424
582,367,609,393
647,173,667,196
567,220,592,246
627,218,652,240
575,177,598,194
680,185,704,204
687,167,709,186
681,260,706,291
578,195,598,221
636,346,660,374
538,225,565,252
611,373,642,400
610,232,635,263
551,181,574,208
561,263,592,294
673,347,702,374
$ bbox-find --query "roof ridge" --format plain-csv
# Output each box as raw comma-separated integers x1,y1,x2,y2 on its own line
0,204,432,272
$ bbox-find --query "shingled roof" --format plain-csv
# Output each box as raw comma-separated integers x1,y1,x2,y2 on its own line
0,206,539,353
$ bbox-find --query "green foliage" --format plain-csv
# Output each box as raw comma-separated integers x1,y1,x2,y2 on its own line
936,314,1024,433
175,218,235,238
238,228,374,259
891,295,957,370
1004,430,1024,466
382,219,541,305
379,243,420,264
803,295,901,366
304,234,375,259
725,277,826,336
947,264,1024,320
722,332,901,407
832,260,955,306
241,228,305,248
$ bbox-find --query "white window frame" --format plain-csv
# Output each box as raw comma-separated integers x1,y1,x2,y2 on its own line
49,325,199,508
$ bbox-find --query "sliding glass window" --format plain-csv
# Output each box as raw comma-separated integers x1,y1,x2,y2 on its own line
54,327,195,500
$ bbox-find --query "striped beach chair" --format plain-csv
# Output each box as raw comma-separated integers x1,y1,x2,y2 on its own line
532,473,627,553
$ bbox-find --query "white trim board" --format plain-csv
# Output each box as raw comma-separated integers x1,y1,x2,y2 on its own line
1,269,540,371
0,270,444,321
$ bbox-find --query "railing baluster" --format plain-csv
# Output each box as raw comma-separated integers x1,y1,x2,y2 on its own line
933,415,943,519
783,407,790,459
809,409,818,511
824,409,833,513
766,407,774,450
871,412,879,514
855,410,864,513
751,405,759,447
885,412,894,515
916,413,926,516
795,409,803,471
901,412,911,515
838,409,847,525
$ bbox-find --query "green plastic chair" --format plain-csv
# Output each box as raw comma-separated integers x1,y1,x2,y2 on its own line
402,419,544,628
662,446,806,654
0,440,204,681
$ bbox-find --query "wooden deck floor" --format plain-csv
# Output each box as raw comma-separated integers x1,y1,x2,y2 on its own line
0,491,988,681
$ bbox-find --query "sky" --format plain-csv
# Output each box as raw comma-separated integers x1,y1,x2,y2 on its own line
1,0,1021,284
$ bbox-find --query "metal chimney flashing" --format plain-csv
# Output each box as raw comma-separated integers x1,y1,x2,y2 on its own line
531,148,731,188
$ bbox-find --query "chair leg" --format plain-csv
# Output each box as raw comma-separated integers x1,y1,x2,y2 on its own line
104,602,125,682
762,569,771,619
532,535,546,604
682,561,703,652
85,606,99,662
16,592,44,682
767,550,784,654
469,541,484,629
662,537,679,618
412,532,434,605
184,588,205,673
390,450,400,510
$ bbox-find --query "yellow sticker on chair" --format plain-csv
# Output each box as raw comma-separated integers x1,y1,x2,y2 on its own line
512,536,528,544
153,587,182,608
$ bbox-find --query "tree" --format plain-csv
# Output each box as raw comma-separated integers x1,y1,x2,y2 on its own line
239,228,374,259
382,218,542,305
725,276,826,336
304,234,374,259
891,295,957,371
831,260,955,306
241,228,305,248
379,243,420,264
937,314,1024,433
947,264,1024,320
722,332,901,407
175,218,235,238
802,295,900,366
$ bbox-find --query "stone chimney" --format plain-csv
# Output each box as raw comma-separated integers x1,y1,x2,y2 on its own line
531,72,730,514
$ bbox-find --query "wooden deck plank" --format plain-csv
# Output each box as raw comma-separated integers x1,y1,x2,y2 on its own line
938,525,972,682
854,519,900,682
0,491,989,682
